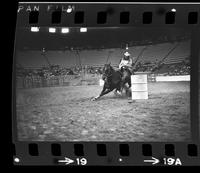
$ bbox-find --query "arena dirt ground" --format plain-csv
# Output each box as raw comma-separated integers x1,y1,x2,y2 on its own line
16,81,190,141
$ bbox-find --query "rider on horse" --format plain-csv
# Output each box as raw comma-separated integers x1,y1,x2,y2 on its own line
119,51,134,73
117,51,135,95
92,50,134,100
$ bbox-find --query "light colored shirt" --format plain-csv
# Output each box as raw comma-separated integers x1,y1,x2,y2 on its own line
119,57,133,69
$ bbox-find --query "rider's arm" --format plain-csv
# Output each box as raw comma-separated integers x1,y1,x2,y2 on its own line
129,58,133,64
119,58,122,64
127,58,133,67
119,58,124,69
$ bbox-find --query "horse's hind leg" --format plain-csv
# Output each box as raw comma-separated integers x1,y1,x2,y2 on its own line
114,87,122,96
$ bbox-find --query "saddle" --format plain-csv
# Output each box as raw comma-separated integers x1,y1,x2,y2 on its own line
117,69,123,77
120,66,133,75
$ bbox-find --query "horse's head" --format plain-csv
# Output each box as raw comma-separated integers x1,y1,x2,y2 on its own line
102,63,113,81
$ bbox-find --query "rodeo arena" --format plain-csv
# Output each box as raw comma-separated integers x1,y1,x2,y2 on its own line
15,27,190,141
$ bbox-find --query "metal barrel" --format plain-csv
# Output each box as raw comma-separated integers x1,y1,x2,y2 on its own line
131,73,148,100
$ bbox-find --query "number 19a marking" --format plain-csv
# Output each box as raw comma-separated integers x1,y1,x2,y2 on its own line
163,158,182,165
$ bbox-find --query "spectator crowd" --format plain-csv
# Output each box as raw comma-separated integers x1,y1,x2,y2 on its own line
16,60,190,79
16,65,103,79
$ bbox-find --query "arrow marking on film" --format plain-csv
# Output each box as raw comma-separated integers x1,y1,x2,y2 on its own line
58,157,74,165
144,157,160,165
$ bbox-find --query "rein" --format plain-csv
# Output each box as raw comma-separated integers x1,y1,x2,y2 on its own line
104,72,112,78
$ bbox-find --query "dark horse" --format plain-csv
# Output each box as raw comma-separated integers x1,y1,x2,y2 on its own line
92,63,132,101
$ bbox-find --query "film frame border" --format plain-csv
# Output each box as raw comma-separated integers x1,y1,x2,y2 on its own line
12,2,200,166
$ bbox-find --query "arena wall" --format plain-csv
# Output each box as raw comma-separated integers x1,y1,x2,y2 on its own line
16,74,101,89
155,75,190,82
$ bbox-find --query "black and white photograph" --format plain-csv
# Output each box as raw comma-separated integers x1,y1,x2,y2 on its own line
15,26,191,141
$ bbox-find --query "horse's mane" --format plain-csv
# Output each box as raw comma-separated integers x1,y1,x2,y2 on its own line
109,64,115,71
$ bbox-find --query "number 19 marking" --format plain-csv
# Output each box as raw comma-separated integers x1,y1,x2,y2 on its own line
76,158,87,165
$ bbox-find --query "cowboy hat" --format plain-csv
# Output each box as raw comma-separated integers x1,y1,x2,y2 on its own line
124,51,130,56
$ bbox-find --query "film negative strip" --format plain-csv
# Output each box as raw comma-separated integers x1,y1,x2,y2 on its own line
12,2,200,166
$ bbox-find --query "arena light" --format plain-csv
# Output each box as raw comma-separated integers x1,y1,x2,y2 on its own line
66,6,73,13
80,27,87,32
61,28,69,33
42,48,46,53
31,27,39,32
126,44,129,50
171,8,176,12
49,27,56,33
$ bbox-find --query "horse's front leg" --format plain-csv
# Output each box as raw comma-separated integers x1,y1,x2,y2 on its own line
99,88,114,98
91,85,106,101
120,78,126,93
92,87,114,101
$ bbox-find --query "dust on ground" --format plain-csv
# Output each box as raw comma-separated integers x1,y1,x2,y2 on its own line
16,82,190,141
